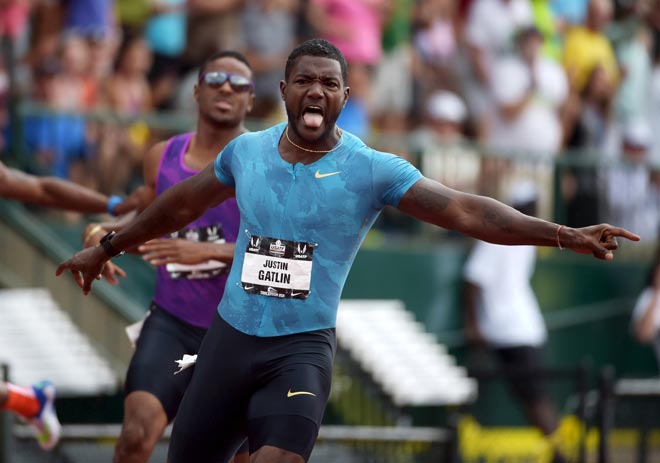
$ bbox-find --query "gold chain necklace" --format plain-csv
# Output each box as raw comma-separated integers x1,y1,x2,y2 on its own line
285,126,344,154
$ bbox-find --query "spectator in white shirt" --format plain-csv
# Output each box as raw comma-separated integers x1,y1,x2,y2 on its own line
463,0,534,140
486,25,569,219
604,120,659,244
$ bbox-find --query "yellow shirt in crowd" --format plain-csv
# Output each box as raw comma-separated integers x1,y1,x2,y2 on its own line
562,26,619,92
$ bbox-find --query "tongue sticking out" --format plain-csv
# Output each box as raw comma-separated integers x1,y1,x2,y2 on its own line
303,112,324,129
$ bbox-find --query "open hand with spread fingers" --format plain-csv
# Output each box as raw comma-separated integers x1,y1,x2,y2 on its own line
55,246,110,295
558,224,640,260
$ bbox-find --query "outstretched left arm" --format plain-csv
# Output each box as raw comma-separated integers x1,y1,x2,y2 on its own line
397,178,640,260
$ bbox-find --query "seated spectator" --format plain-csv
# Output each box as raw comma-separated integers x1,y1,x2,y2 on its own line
562,0,618,95
22,58,87,180
183,0,245,71
462,0,534,141
561,65,616,228
307,0,391,141
603,120,659,244
241,0,300,120
411,0,461,115
416,90,481,194
53,34,98,111
97,33,153,194
631,243,660,370
61,0,115,41
614,22,652,128
61,0,118,81
550,0,589,27
529,0,563,62
488,26,568,158
337,63,371,141
486,26,568,219
145,0,187,110
370,0,413,135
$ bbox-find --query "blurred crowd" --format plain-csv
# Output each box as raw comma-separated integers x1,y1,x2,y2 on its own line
1,0,660,242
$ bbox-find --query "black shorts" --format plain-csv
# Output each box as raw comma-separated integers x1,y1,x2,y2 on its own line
494,345,548,402
124,303,207,421
168,312,336,463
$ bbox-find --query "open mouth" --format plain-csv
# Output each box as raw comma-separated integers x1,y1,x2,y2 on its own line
302,106,324,129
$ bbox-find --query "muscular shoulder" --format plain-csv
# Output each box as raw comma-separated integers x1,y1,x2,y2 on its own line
143,140,169,188
233,126,276,150
219,126,279,167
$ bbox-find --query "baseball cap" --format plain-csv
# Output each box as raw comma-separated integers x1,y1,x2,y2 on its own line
426,90,467,123
623,119,652,149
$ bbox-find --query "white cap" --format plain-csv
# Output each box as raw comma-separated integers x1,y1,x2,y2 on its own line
426,91,467,123
623,119,652,148
507,180,538,207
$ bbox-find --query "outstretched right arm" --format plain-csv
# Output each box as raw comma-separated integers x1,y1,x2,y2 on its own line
56,164,234,294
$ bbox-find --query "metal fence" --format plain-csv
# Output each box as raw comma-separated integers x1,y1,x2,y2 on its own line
6,102,660,247
6,423,452,463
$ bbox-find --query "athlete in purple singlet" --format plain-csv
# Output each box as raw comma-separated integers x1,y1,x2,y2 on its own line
83,51,254,463
150,132,239,327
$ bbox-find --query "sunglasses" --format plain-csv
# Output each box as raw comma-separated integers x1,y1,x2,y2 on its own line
198,71,253,92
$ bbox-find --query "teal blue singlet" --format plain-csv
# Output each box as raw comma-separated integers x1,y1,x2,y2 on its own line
214,123,423,336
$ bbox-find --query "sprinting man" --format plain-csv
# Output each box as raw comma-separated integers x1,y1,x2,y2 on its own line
84,51,254,463
56,39,640,463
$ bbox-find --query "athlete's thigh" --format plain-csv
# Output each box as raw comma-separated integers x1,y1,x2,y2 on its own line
168,314,251,463
248,361,332,423
125,306,206,421
246,349,333,459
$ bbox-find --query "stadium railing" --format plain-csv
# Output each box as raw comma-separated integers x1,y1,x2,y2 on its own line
463,362,590,463
597,365,660,463
6,101,660,243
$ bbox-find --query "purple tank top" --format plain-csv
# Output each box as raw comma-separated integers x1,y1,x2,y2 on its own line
152,133,239,328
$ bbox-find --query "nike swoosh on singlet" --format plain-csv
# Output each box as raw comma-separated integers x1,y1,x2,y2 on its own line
287,389,316,398
314,170,341,179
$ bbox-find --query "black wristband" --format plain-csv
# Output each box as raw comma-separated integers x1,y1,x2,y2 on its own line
99,231,125,258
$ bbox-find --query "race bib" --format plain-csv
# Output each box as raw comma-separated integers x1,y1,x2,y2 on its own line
241,235,315,300
165,224,228,280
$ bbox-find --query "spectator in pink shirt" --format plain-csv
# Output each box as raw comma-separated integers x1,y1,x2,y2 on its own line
307,0,391,139
307,0,388,66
